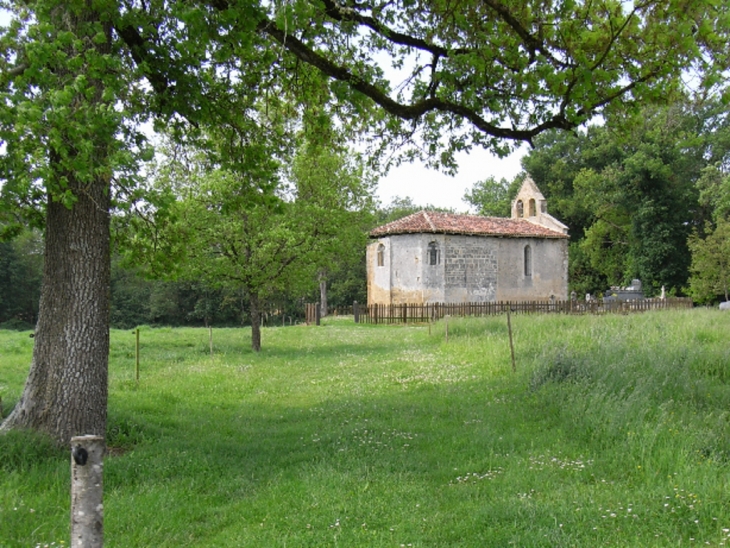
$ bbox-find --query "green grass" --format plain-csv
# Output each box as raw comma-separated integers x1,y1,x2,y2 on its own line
2,310,730,547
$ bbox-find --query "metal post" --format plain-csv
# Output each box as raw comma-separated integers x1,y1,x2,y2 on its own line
71,435,105,548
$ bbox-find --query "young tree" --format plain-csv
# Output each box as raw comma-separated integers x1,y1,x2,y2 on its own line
189,159,370,349
125,134,373,351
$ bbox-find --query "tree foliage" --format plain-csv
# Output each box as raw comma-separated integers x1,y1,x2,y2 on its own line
463,175,523,217
512,99,730,296
120,133,374,351
687,163,730,303
0,228,42,328
687,218,730,303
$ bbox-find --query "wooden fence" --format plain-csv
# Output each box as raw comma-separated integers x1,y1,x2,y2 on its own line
304,303,357,324
355,297,693,324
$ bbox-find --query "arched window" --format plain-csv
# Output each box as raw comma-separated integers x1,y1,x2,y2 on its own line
377,244,385,267
528,198,536,217
516,200,524,218
524,245,532,277
427,241,440,266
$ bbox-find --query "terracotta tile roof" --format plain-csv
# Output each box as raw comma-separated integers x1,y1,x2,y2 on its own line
370,211,568,239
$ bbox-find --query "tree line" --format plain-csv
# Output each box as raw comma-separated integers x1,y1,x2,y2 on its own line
0,194,430,332
465,98,730,304
5,94,729,341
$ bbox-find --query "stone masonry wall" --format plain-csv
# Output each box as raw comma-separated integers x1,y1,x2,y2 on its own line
444,235,498,302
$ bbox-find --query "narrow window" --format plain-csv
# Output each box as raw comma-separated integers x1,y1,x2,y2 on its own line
516,200,524,218
524,245,532,277
427,241,440,266
377,244,385,267
529,198,536,217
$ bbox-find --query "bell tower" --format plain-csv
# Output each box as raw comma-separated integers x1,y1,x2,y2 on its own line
511,176,568,235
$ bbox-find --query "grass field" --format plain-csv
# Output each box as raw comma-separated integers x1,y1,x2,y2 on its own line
1,309,730,547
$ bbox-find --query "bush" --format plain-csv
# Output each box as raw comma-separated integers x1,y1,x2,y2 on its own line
0,318,34,331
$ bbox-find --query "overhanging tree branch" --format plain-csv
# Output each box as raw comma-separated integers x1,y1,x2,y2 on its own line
257,16,576,142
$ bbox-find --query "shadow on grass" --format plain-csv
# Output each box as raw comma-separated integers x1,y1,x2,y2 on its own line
104,375,542,500
0,429,66,473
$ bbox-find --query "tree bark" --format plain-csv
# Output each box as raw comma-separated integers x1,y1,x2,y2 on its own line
70,435,105,548
249,293,262,352
1,177,111,445
0,3,112,446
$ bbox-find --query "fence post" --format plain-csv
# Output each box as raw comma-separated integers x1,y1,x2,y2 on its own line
71,435,105,548
135,328,140,382
353,301,359,324
507,309,516,372
315,302,321,326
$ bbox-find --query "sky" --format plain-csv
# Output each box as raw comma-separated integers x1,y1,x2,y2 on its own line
374,144,528,213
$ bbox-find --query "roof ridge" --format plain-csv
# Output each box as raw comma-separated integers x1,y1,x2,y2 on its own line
422,210,436,231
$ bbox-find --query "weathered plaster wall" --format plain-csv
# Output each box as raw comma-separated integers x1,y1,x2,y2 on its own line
388,234,445,304
495,237,568,301
366,239,392,305
367,234,446,304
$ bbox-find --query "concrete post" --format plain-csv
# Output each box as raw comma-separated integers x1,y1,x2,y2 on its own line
71,435,105,548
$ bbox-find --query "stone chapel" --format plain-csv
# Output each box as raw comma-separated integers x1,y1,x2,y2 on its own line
366,177,569,305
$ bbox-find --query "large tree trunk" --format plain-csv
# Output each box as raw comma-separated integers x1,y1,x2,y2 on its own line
0,2,112,446
249,293,262,352
1,178,111,445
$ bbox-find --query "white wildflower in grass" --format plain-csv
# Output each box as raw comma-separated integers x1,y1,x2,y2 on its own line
527,454,594,472
450,468,505,484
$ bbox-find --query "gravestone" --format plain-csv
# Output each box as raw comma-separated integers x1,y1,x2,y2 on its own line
604,279,645,302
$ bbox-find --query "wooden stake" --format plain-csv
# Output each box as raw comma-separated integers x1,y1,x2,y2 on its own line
507,310,516,372
71,435,105,548
135,328,140,382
